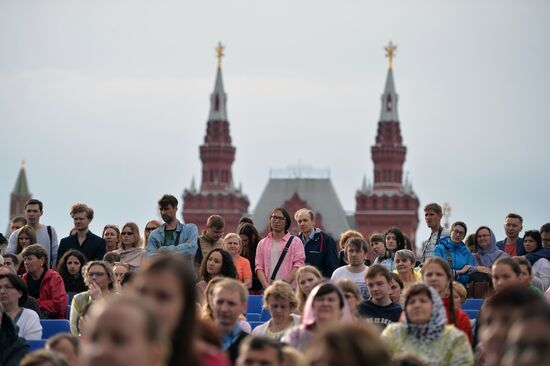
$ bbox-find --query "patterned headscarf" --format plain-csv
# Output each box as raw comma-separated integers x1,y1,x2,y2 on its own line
403,284,446,342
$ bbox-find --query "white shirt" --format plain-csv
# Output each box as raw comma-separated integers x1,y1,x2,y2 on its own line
16,308,42,340
331,265,369,300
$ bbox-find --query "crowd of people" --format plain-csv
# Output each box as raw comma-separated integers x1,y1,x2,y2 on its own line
0,195,549,366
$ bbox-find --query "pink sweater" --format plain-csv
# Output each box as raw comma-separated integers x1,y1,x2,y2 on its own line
255,232,305,285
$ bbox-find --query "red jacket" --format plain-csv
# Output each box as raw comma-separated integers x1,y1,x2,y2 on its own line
442,297,473,346
22,269,67,319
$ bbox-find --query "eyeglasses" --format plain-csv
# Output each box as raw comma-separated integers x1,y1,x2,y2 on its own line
271,216,286,222
121,232,134,236
0,285,15,291
452,230,466,237
88,272,106,278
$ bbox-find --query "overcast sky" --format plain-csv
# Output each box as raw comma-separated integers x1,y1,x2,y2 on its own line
1,0,548,243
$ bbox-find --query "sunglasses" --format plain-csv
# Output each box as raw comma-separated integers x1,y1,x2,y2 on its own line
121,232,134,236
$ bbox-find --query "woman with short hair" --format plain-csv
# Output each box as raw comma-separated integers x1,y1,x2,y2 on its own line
394,249,421,289
21,244,67,319
222,233,252,289
252,280,300,340
69,261,116,335
0,273,42,339
381,283,473,365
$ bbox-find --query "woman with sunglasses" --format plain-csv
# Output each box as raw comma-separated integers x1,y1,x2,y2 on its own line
69,261,116,335
115,223,146,270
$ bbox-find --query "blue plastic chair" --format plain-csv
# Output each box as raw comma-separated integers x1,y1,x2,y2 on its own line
249,321,264,330
462,298,483,310
66,305,71,320
260,308,272,321
464,309,479,319
246,313,261,321
247,295,263,314
28,339,46,352
40,319,71,339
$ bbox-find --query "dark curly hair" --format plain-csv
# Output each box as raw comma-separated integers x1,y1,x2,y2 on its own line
199,248,237,282
57,249,88,278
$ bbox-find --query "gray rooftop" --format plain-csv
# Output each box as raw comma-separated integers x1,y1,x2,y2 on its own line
379,68,399,122
252,177,350,237
208,66,228,121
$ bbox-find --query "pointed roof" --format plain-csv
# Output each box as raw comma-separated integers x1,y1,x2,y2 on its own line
208,66,228,121
13,162,30,195
379,68,399,122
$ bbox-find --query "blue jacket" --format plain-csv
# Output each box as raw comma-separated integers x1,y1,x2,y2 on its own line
433,237,475,284
146,221,198,259
299,229,339,278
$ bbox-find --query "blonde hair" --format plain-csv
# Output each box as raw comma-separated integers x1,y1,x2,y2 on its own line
213,278,248,305
201,277,224,321
295,266,322,314
121,222,142,249
453,281,467,305
222,233,242,254
263,280,298,311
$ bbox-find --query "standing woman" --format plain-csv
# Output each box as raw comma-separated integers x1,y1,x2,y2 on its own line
56,250,88,298
21,244,67,319
196,248,237,306
222,233,252,289
15,226,37,275
70,261,116,335
378,228,406,271
102,225,120,253
381,283,473,366
295,266,322,314
252,281,300,340
282,282,351,352
422,257,473,345
394,249,422,289
0,273,42,340
238,223,262,292
522,230,550,291
115,223,146,270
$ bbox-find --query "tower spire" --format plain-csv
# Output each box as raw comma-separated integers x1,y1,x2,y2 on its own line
208,42,228,121
380,41,399,122
13,160,30,195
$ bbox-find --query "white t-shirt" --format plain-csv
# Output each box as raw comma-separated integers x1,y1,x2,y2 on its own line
331,265,369,300
16,308,42,340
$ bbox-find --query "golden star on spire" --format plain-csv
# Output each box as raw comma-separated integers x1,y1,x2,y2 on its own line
385,41,397,69
215,41,225,68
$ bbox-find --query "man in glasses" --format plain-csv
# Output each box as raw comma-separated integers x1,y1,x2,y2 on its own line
146,194,198,264
58,203,106,263
255,207,305,289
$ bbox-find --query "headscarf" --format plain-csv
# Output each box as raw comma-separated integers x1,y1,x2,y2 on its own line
474,227,506,267
403,284,446,342
301,281,352,329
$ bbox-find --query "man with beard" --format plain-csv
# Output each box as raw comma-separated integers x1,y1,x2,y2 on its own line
146,194,198,263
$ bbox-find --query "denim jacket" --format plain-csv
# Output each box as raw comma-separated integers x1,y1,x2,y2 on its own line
146,220,198,259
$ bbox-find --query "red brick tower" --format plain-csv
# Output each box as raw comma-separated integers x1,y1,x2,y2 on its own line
183,43,249,232
355,42,420,249
7,161,32,235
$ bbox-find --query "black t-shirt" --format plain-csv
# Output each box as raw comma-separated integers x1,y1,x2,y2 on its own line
27,270,46,299
357,299,402,329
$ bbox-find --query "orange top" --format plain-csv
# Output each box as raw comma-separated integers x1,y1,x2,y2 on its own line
235,255,252,283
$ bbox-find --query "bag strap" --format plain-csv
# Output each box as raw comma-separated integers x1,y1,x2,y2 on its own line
270,236,294,281
47,225,53,268
421,227,443,262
